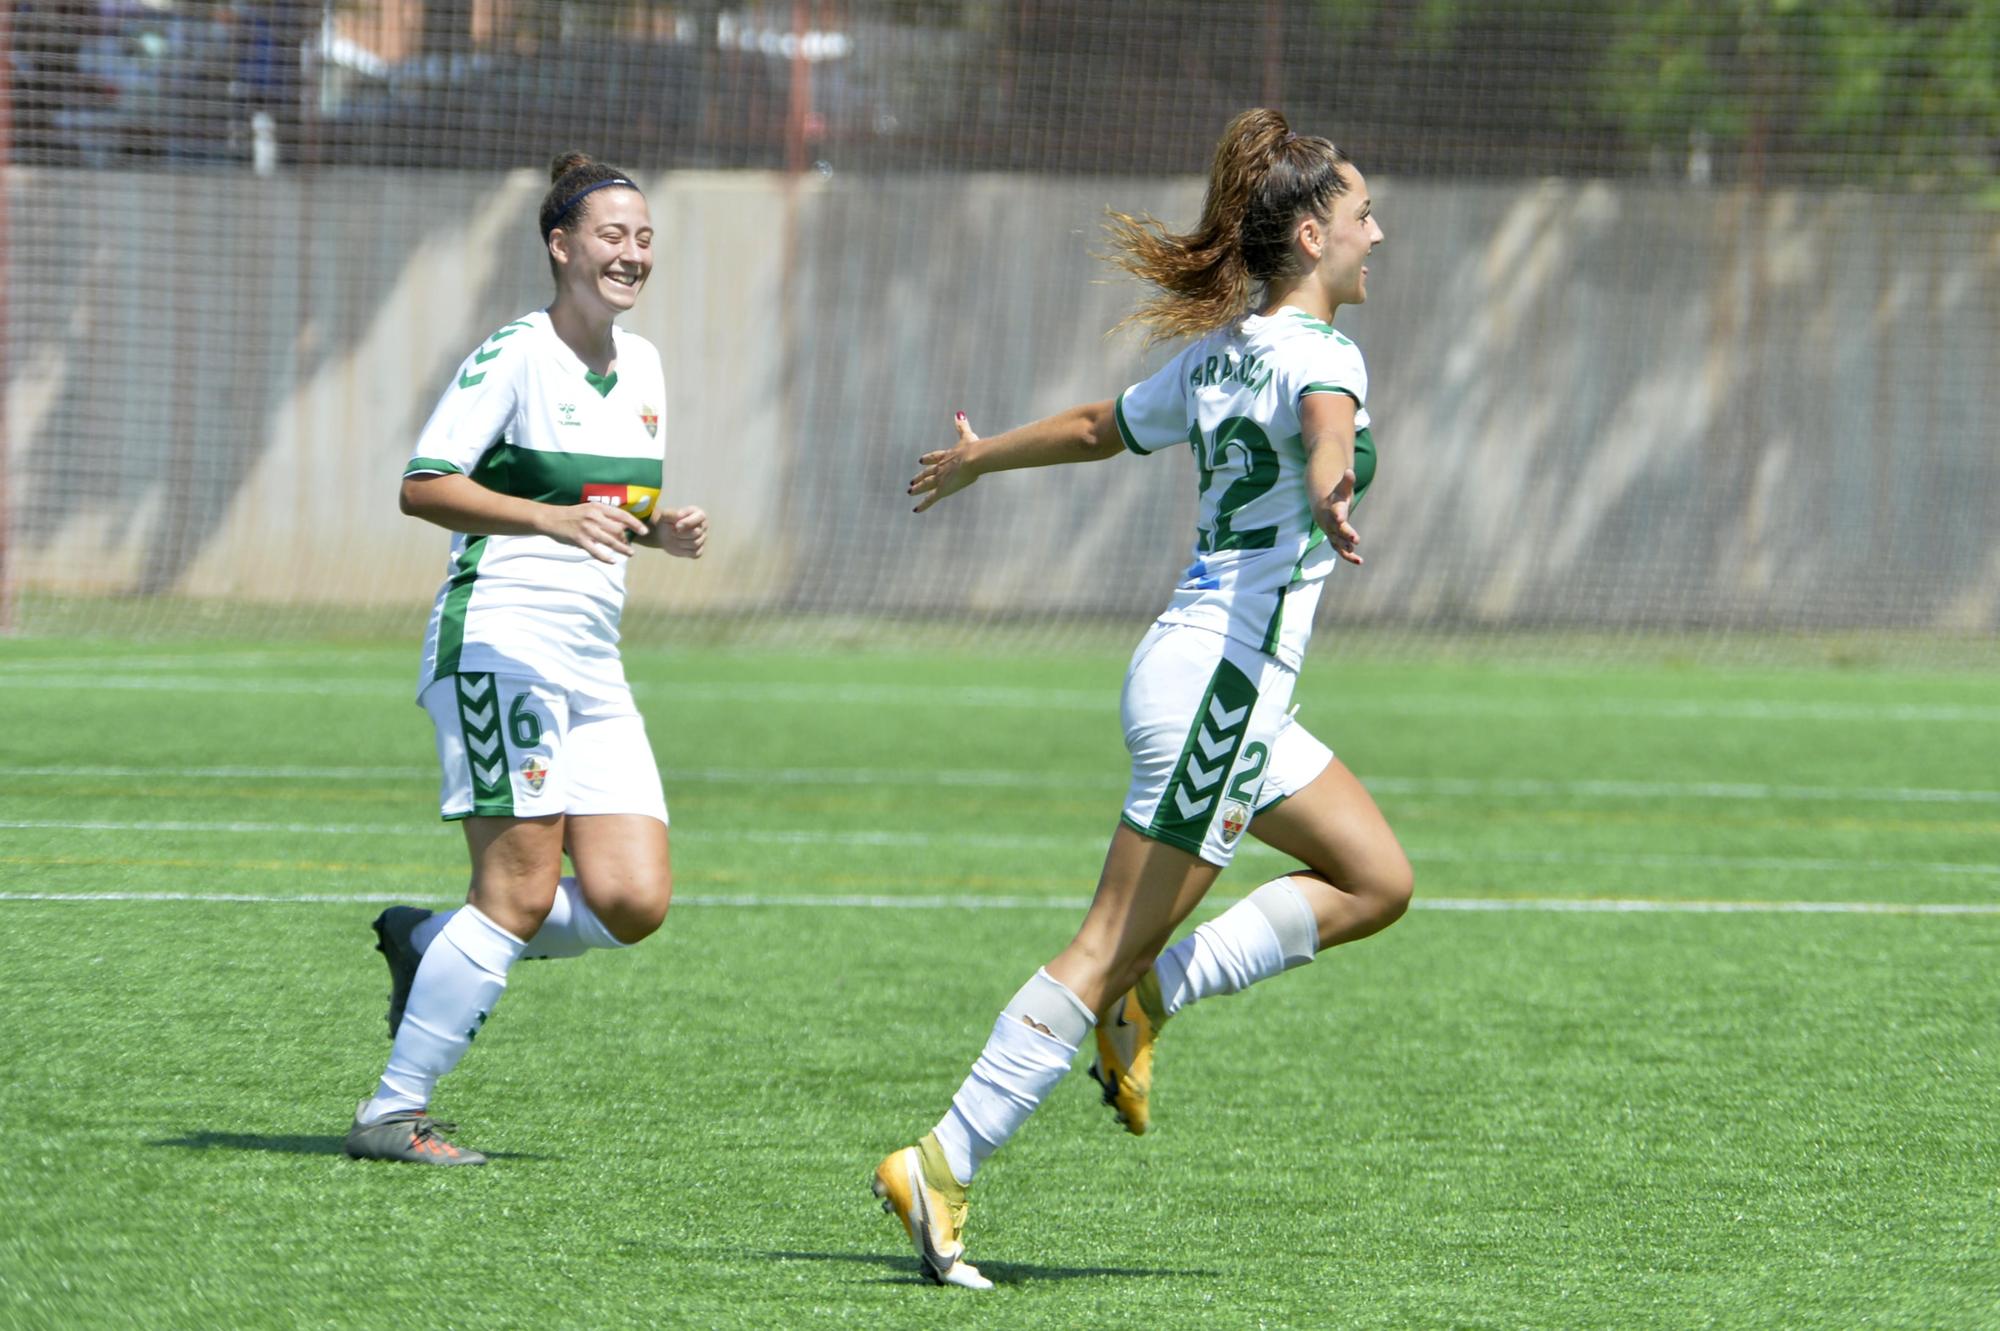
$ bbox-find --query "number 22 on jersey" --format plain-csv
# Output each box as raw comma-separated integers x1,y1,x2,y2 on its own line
1190,416,1279,554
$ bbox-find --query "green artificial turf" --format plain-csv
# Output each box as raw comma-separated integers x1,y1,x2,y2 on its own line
2,640,1996,1329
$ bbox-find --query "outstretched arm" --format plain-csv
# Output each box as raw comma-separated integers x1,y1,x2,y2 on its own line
908,401,1122,513
1299,391,1363,566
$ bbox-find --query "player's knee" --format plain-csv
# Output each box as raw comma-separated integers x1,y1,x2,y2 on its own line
471,878,561,940
597,867,673,944
1365,854,1414,928
1303,846,1412,932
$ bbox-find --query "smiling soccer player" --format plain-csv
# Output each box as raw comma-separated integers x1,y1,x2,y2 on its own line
875,109,1412,1286
344,152,709,1166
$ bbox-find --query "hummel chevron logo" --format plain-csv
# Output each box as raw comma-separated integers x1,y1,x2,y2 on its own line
467,732,499,760
463,704,494,729
1183,756,1222,792
474,760,503,786
1208,697,1249,730
1175,788,1215,819
1196,725,1234,761
459,677,492,701
472,346,502,365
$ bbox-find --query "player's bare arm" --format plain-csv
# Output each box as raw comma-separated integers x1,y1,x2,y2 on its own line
908,400,1122,512
1299,390,1362,566
400,471,647,564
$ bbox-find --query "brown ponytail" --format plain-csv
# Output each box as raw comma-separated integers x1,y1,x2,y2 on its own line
1107,109,1352,343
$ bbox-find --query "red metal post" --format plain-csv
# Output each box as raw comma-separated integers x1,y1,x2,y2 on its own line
0,0,14,633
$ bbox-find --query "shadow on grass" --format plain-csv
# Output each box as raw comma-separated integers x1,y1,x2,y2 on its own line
149,1131,553,1162
763,1250,1219,1284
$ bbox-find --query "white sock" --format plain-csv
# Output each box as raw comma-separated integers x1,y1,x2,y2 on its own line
410,910,448,952
409,879,622,960
930,969,1094,1186
522,878,626,958
1154,877,1320,1019
360,905,526,1123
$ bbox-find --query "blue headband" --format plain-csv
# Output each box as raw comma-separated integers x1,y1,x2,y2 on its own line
544,177,638,237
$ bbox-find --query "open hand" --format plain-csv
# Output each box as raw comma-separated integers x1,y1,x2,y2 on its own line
1315,469,1363,566
908,412,981,513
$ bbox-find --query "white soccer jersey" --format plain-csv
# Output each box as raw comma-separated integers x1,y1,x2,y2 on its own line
404,310,669,697
1114,306,1378,670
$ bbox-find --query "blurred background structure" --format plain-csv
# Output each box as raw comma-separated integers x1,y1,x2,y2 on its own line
3,0,1997,653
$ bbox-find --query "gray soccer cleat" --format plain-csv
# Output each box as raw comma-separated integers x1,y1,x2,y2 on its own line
343,1100,487,1166
371,906,433,1039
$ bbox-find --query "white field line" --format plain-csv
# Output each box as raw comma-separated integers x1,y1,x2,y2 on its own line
18,765,441,781
1366,776,2000,805
0,651,399,676
3,816,1998,881
0,674,401,696
2,669,1997,724
18,763,2000,808
0,888,1994,916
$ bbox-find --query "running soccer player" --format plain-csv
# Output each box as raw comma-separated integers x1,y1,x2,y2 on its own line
873,109,1412,1285
344,152,708,1166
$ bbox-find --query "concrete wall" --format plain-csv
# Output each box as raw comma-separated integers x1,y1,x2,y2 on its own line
7,168,1998,632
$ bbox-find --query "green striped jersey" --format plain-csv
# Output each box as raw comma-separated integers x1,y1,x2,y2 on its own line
1115,307,1376,670
404,311,667,697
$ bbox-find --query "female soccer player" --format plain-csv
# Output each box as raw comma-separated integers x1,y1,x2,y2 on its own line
873,109,1412,1285
344,152,708,1166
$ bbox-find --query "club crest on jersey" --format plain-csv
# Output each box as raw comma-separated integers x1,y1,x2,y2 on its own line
1219,801,1251,847
638,404,659,438
519,756,549,793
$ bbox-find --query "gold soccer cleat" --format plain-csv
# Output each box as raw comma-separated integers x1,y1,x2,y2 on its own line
1089,968,1168,1135
871,1135,992,1290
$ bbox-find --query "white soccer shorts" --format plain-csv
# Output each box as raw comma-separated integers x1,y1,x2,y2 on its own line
420,672,669,825
1119,622,1334,867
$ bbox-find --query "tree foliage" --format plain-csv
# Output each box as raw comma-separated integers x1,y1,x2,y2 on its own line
1321,0,2000,188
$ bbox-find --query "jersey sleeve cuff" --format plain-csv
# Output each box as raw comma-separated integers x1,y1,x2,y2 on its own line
1298,383,1362,406
404,458,465,477
1114,394,1149,455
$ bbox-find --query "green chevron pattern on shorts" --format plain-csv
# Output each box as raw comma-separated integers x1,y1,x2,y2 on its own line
455,673,513,816
1146,656,1258,853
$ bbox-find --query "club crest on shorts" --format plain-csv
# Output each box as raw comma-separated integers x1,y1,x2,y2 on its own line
518,756,549,793
638,404,659,438
1219,800,1250,847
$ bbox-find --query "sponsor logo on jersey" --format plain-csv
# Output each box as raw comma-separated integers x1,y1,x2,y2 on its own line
557,402,580,427
1219,801,1250,847
519,756,549,793
639,404,659,438
583,483,660,518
